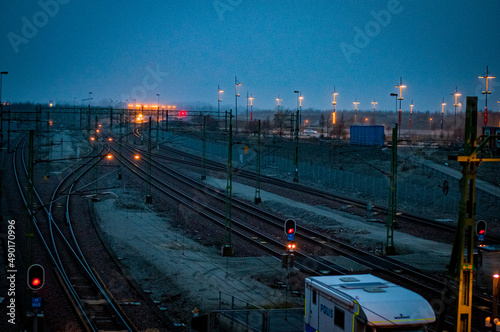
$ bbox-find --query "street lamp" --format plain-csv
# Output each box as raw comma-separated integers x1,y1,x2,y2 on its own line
235,76,242,132
479,65,495,126
353,98,360,124
276,96,282,112
331,87,338,126
371,99,378,111
218,84,224,122
409,100,414,139
395,77,406,138
451,86,461,135
249,94,254,121
429,117,433,130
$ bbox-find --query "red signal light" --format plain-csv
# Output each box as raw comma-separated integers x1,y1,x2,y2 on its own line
284,219,296,237
179,110,187,116
27,264,45,290
479,229,485,235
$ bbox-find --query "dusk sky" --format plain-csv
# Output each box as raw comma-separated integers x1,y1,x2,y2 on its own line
2,1,499,112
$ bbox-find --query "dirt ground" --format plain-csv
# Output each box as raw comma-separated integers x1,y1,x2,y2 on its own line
92,172,454,324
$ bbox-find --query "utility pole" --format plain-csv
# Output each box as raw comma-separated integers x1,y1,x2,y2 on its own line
222,110,234,257
255,120,262,204
385,124,398,255
436,96,500,332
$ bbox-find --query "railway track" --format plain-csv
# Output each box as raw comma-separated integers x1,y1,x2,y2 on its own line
12,136,136,331
118,129,500,330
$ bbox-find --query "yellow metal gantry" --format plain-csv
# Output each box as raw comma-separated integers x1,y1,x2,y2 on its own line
437,97,500,332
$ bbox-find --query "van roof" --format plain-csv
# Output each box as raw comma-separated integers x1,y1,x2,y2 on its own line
306,274,435,327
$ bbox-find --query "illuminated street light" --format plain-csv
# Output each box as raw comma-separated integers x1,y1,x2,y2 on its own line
249,94,254,121
409,100,414,139
331,87,338,125
276,96,282,112
371,99,378,111
429,117,433,130
353,98,360,124
451,86,461,134
395,77,407,138
479,65,495,126
441,98,446,130
218,84,224,121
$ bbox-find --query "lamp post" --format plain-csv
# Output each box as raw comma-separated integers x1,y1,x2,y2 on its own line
409,100,414,140
276,96,282,112
218,85,223,125
331,88,338,137
371,99,378,111
479,65,495,126
395,77,406,138
235,76,242,132
249,94,254,121
492,273,499,332
353,99,360,124
441,98,446,130
429,117,433,131
451,87,461,136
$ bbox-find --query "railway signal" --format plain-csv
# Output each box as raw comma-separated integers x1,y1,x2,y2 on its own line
27,264,45,291
284,219,296,241
476,220,487,242
287,241,296,252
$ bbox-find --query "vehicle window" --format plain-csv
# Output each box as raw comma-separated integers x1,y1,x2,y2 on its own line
312,290,317,304
334,307,345,330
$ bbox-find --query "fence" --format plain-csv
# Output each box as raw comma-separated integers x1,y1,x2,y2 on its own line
162,132,499,221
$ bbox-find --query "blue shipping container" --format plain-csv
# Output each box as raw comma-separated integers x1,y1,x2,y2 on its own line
350,125,385,146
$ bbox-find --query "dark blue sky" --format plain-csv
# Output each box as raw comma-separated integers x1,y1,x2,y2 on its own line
2,1,499,112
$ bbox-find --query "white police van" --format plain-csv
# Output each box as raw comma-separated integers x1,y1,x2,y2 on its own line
305,274,435,332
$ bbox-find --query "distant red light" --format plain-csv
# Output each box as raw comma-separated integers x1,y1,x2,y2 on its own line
479,230,485,235
287,228,294,234
179,111,187,116
32,278,41,286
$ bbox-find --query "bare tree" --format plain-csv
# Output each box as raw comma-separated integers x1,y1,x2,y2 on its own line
273,110,291,137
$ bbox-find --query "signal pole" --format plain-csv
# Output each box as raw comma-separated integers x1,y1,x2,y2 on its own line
222,110,234,257
385,124,398,255
436,97,500,332
255,120,261,204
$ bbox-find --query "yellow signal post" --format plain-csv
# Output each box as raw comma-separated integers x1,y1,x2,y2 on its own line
436,97,500,332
